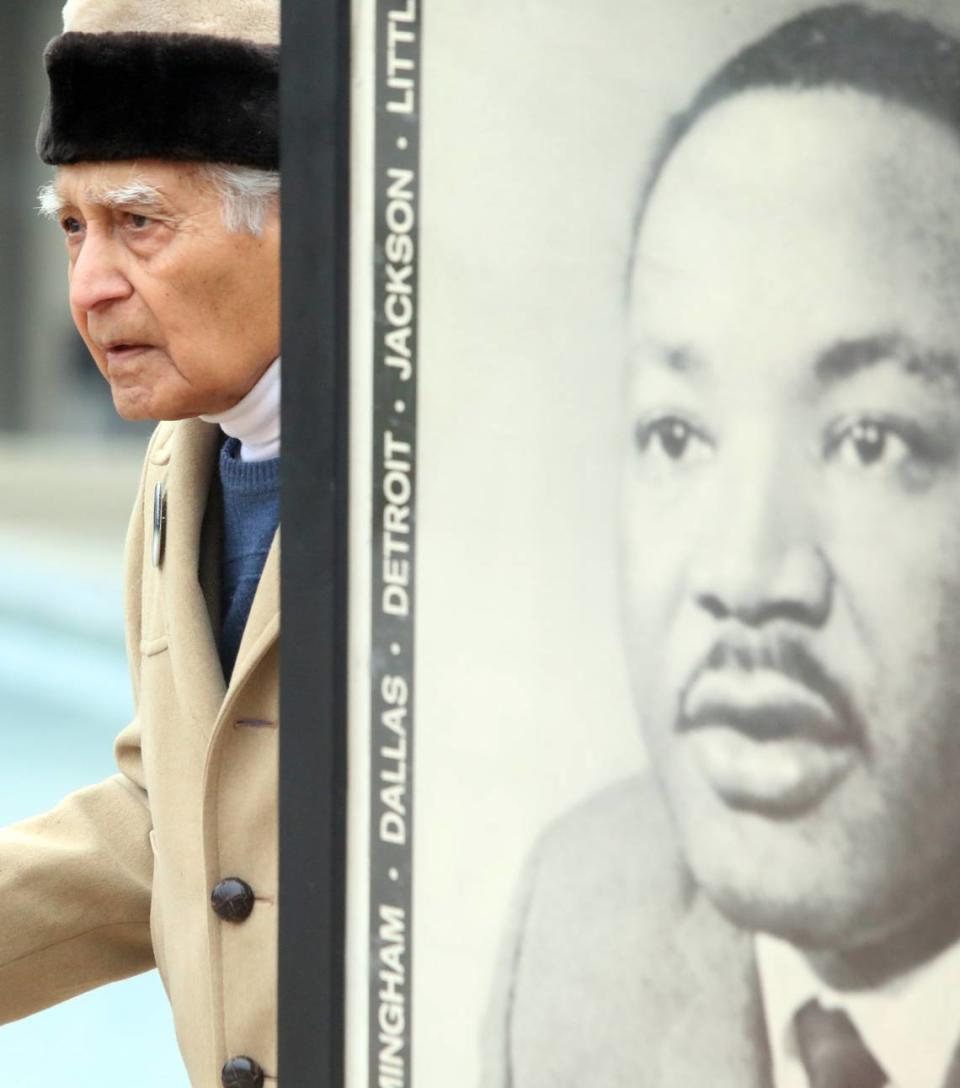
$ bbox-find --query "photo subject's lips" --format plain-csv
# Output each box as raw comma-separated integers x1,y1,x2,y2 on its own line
680,669,859,815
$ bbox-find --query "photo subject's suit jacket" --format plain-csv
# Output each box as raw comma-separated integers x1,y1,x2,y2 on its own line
483,777,960,1088
0,419,280,1087
482,776,774,1088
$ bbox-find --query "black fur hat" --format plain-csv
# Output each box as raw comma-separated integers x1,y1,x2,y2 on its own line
37,0,279,169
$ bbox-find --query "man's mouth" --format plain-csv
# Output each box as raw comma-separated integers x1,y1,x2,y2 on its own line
101,342,153,366
103,340,148,352
679,667,860,816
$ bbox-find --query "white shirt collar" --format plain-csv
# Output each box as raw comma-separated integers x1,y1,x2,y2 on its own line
755,932,960,1088
200,356,281,462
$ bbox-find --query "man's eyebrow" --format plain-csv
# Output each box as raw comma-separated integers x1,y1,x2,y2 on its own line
36,179,166,220
93,181,166,210
815,335,960,391
37,182,63,220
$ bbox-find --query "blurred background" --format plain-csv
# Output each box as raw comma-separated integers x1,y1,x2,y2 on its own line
0,3,182,1082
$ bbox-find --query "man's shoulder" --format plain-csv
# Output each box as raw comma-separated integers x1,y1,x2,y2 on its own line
528,773,692,919
484,775,766,1088
486,776,719,1087
510,774,697,1020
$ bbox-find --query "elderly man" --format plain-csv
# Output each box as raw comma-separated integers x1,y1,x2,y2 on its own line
0,2,281,1086
485,5,960,1087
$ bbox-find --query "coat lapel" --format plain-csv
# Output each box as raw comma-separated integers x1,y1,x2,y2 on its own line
227,528,279,697
659,891,774,1088
161,418,227,730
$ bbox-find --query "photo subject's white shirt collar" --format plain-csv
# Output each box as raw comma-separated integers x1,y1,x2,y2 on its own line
200,356,281,462
755,932,960,1088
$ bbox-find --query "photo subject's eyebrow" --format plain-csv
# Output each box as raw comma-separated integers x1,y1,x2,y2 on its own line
816,335,960,391
630,336,703,374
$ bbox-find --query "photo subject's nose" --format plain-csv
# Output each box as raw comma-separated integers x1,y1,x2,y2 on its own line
691,468,833,626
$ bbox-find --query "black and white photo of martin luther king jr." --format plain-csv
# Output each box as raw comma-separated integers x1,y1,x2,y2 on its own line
483,5,960,1087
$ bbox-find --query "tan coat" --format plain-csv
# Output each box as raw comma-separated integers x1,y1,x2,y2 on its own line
0,419,279,1086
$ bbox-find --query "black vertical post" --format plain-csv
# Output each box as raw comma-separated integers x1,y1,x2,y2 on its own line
279,0,350,1083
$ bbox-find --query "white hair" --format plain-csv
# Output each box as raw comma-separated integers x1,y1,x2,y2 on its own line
37,181,67,220
198,164,280,235
38,178,162,218
37,164,280,236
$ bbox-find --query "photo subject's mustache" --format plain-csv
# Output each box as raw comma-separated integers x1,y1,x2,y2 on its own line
678,629,865,744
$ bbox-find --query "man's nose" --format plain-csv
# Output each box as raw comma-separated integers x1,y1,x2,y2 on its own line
690,451,832,627
68,234,133,312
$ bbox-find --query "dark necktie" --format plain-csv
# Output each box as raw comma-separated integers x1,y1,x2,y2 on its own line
794,1000,888,1088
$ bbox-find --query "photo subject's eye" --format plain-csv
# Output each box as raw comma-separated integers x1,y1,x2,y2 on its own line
634,416,712,466
828,419,911,471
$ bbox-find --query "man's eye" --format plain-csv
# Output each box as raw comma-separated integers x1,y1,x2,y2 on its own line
60,215,83,236
829,420,910,470
635,417,712,464
125,213,153,230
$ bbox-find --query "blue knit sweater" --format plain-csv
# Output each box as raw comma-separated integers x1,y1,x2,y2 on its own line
218,437,280,680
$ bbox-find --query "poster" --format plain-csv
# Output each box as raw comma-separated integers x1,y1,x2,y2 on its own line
346,1,960,1084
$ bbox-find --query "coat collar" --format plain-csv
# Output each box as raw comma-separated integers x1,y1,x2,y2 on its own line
229,526,279,694
156,419,225,730
155,418,279,726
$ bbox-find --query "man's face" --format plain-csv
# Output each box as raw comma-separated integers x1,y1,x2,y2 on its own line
54,160,280,420
624,88,960,958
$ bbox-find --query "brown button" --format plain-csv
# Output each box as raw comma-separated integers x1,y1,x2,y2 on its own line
211,878,255,922
221,1056,264,1088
